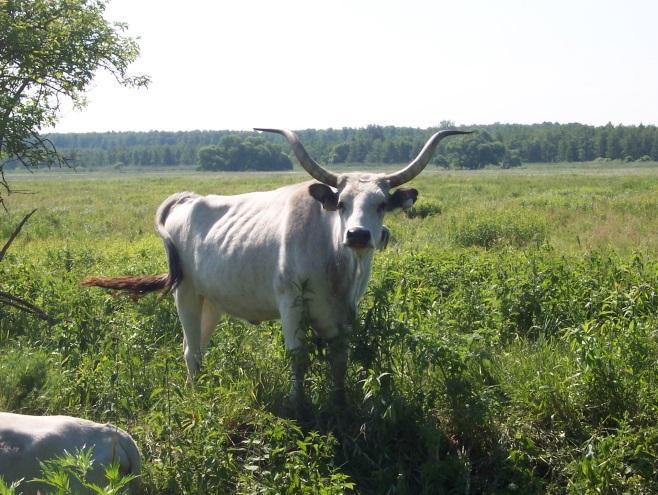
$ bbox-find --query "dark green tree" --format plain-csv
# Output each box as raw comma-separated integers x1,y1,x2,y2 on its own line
42,123,658,169
0,0,148,205
447,131,505,169
346,138,369,163
329,142,349,164
606,125,623,159
0,0,147,321
197,135,292,171
198,146,227,171
502,148,522,168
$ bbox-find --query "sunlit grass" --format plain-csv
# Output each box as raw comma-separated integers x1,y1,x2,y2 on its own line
1,163,658,494
7,162,658,254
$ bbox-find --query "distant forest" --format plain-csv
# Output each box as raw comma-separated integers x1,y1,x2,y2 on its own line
27,122,658,170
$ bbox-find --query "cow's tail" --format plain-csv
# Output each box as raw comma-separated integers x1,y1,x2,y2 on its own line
82,192,197,298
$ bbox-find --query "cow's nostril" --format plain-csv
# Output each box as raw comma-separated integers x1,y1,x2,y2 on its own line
346,228,371,247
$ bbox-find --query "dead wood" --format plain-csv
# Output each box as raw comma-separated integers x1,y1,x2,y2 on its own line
1,209,58,323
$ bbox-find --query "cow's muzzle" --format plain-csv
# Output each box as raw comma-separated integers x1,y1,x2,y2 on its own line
345,228,372,249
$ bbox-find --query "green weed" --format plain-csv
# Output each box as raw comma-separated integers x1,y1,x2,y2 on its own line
1,168,658,493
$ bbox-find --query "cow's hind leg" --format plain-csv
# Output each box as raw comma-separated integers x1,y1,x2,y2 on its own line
174,284,204,381
200,298,221,353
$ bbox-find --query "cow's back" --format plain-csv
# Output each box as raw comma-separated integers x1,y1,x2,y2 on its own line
0,413,140,495
161,182,323,322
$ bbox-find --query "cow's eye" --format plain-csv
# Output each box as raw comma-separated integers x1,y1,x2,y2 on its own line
337,201,345,210
378,202,387,212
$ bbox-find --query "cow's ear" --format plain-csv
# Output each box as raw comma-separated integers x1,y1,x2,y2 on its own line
388,188,418,211
309,183,339,211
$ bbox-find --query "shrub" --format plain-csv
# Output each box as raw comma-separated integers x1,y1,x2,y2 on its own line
450,209,547,248
197,136,292,171
404,199,442,219
566,421,658,494
0,348,50,411
0,448,137,495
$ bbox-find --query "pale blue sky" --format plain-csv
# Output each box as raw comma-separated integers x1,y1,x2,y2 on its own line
53,0,658,132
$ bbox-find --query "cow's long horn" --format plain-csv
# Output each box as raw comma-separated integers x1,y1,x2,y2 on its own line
384,130,472,187
254,128,339,187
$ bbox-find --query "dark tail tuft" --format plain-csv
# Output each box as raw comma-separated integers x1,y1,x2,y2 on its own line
83,192,192,299
82,273,172,298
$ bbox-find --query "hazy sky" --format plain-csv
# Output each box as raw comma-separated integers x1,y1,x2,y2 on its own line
52,0,658,133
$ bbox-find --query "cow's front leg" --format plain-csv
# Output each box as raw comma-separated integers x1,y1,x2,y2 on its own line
279,296,310,411
327,330,350,405
288,346,310,407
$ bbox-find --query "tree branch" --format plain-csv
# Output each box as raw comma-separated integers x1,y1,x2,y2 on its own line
0,209,58,323
0,208,37,263
0,168,8,211
0,289,58,323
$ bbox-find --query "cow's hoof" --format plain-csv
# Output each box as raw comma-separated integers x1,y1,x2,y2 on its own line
285,393,312,421
331,388,347,408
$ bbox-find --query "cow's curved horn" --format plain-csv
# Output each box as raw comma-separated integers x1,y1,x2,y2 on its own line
384,130,472,187
254,128,339,187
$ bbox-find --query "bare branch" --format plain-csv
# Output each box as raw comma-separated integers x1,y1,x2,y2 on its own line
0,79,30,134
0,290,58,323
30,130,72,167
0,167,9,203
0,209,58,323
0,208,37,263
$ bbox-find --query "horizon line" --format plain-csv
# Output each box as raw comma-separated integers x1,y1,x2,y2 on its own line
47,121,658,135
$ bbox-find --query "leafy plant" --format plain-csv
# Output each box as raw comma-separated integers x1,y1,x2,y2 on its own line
2,170,658,493
0,449,137,495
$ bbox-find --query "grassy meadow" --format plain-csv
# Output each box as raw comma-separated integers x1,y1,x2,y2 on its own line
1,162,657,494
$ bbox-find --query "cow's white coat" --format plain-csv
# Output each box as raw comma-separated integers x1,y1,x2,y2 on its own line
0,413,140,494
83,128,468,404
158,174,394,397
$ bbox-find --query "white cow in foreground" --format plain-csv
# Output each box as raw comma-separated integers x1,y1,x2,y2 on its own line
83,128,470,407
0,413,141,494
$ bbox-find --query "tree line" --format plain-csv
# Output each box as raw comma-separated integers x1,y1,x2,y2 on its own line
23,122,658,171
198,136,292,171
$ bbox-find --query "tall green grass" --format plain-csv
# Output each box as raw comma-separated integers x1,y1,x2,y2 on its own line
1,165,657,493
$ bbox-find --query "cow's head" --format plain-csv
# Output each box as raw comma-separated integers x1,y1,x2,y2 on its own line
255,128,471,251
307,174,417,250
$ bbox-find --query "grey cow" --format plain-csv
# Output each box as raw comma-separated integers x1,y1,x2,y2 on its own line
83,128,469,407
0,413,141,494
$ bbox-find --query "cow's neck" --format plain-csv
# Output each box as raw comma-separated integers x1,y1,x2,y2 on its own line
348,248,374,309
331,226,375,315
